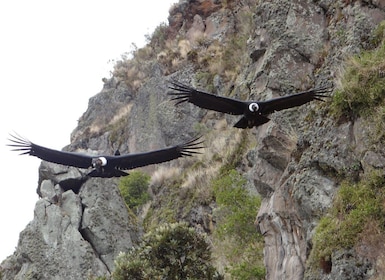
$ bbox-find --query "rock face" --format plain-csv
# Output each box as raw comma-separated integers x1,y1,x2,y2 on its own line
246,1,385,279
2,0,385,279
1,164,140,279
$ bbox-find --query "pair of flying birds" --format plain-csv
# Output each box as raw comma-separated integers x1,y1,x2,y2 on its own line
8,81,330,178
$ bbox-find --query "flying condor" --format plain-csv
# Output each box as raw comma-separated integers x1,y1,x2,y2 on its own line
8,134,203,178
168,81,331,129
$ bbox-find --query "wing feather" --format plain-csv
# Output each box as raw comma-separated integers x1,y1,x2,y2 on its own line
259,87,331,114
109,136,203,170
8,134,93,169
168,81,246,115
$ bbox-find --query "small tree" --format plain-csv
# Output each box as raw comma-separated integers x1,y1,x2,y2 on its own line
118,170,151,210
113,222,223,280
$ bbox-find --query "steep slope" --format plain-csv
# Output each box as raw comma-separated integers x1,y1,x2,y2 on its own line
2,0,385,279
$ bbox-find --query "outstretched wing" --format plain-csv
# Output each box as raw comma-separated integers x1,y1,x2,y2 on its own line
8,134,93,169
168,81,246,115
109,136,203,170
259,87,331,114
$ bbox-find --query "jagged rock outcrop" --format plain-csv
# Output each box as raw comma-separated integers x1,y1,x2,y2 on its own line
1,163,140,279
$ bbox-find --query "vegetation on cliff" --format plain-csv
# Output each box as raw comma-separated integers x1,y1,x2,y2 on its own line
118,170,151,212
308,20,385,277
109,5,385,280
309,172,385,274
113,222,222,280
332,21,385,121
104,2,267,277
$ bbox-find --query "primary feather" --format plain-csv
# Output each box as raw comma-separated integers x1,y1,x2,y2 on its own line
168,81,245,115
8,134,93,168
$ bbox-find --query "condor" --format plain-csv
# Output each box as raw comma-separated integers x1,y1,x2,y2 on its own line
168,81,331,129
8,134,202,178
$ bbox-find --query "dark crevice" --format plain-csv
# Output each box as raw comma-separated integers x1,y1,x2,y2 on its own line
320,257,332,274
79,203,111,274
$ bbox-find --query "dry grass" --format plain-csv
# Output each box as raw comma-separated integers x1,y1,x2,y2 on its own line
181,166,218,189
178,39,192,59
113,58,149,91
206,129,242,155
89,123,102,134
108,104,133,127
150,166,182,193
180,166,219,206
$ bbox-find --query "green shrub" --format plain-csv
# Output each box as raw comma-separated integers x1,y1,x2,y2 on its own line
118,171,151,210
213,170,261,242
146,22,169,50
370,20,385,47
212,169,265,279
331,21,385,120
309,172,385,268
113,222,223,280
229,261,266,280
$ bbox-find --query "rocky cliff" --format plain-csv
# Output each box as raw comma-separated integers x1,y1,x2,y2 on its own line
2,0,385,279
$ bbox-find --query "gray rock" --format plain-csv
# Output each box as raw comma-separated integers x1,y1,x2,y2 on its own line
248,1,384,279
1,195,109,280
1,167,140,279
38,161,88,195
79,178,141,270
39,179,60,203
305,249,373,280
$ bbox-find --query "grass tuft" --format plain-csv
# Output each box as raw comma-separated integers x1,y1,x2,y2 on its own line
308,171,385,272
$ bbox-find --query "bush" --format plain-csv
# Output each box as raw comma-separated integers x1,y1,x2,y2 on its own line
113,222,223,280
118,171,151,210
213,169,261,243
331,21,385,120
212,169,265,279
309,172,385,269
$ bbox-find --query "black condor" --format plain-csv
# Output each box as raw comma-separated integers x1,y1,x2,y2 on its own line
168,81,331,129
8,134,203,178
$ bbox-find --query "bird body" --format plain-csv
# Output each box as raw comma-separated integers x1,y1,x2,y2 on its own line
168,81,330,128
8,134,202,178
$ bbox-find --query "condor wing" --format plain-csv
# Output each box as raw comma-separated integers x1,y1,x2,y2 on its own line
259,87,331,114
168,81,246,115
8,134,93,169
109,136,203,170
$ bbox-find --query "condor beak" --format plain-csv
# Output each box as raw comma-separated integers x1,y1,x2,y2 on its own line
92,157,107,169
92,158,102,168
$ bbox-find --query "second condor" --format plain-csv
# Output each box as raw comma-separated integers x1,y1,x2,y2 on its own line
168,81,331,129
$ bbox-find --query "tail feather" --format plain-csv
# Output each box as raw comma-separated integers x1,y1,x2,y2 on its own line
87,169,129,178
234,116,270,129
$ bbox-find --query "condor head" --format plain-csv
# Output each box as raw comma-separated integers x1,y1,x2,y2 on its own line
92,157,107,171
248,102,260,113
